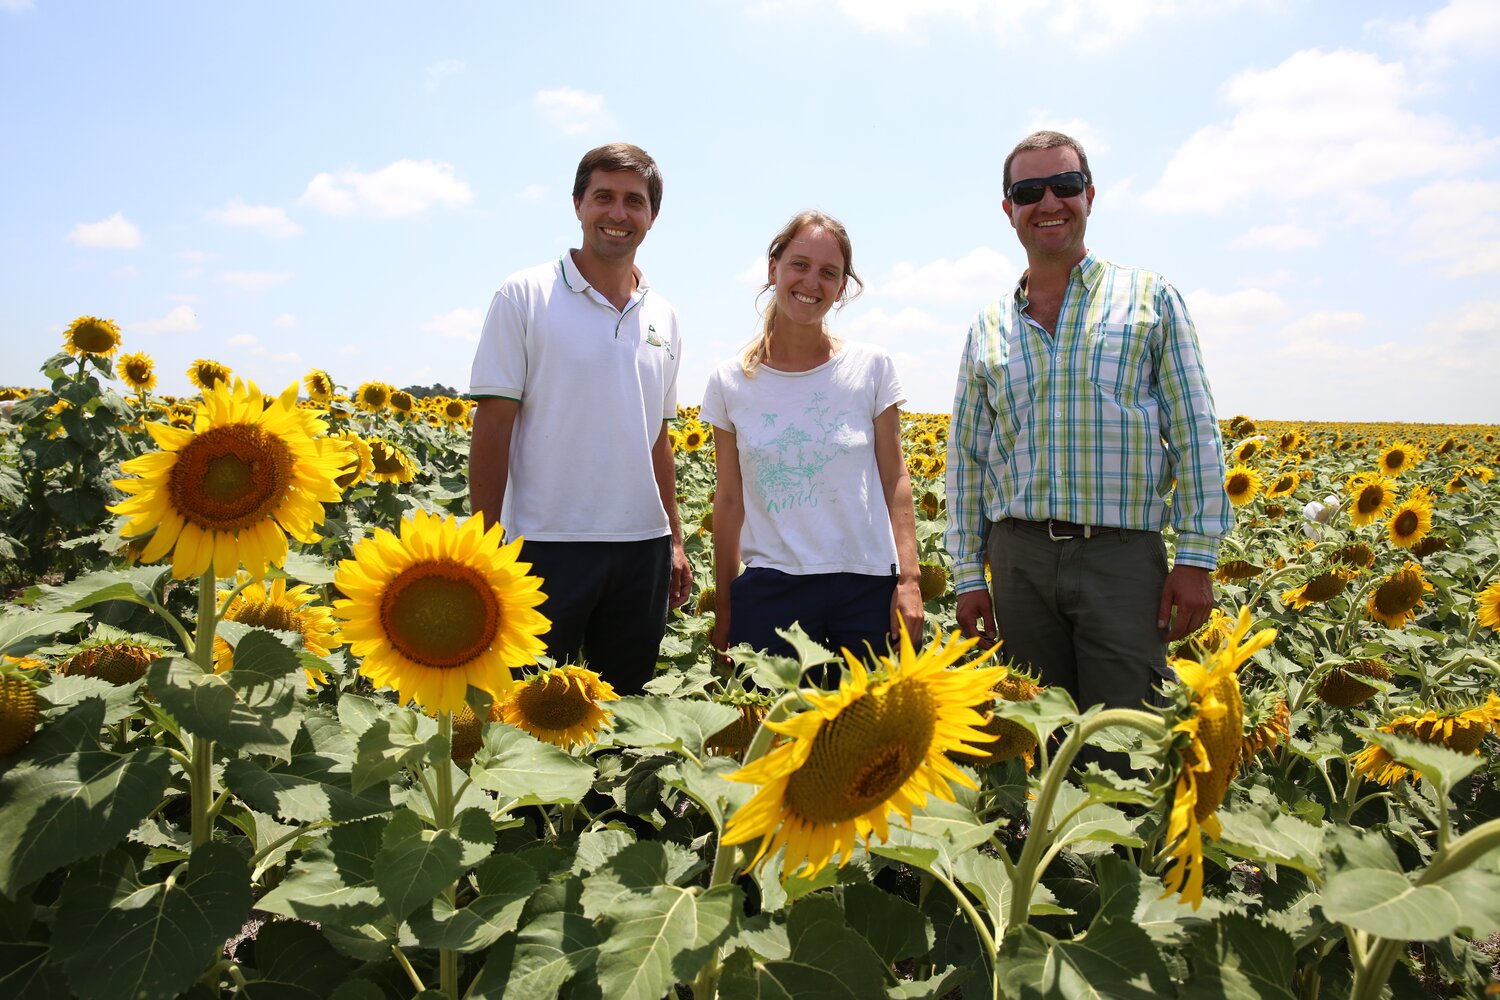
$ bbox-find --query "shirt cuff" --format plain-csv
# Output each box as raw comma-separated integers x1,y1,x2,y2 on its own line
1172,532,1222,570
953,562,988,594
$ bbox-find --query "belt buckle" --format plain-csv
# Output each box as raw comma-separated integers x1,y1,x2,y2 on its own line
1046,519,1090,541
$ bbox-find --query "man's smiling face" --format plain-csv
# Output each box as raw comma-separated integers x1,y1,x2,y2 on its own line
1004,146,1095,266
574,169,656,265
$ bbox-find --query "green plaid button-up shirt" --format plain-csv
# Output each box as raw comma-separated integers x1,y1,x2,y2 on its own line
944,252,1231,594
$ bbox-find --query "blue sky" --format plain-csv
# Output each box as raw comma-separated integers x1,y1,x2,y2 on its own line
3,0,1497,421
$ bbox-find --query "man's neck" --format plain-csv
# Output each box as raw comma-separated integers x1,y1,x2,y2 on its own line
1023,247,1087,298
571,248,639,312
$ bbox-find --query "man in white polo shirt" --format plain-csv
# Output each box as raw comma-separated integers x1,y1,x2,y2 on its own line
469,143,690,693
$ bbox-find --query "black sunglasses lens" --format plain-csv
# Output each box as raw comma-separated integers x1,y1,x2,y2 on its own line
1051,178,1085,198
1009,172,1086,204
1009,181,1046,205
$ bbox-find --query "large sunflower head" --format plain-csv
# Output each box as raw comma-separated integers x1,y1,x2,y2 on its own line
1214,560,1264,584
63,316,122,358
721,626,1007,880
304,369,335,402
497,664,619,750
1233,438,1263,463
1346,473,1397,527
1476,581,1500,632
679,419,708,453
213,575,341,687
186,359,232,392
1223,465,1262,507
367,437,418,484
59,638,168,685
333,510,549,714
118,351,157,393
110,380,346,580
1280,567,1357,611
1366,561,1434,629
331,429,375,489
1378,441,1421,476
1316,658,1391,708
1161,607,1276,909
1350,694,1500,786
389,389,416,416
1386,487,1434,550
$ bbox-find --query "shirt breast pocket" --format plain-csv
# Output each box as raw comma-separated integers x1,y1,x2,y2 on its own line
1088,322,1152,401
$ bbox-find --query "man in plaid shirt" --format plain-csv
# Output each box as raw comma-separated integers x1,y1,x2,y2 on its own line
945,130,1231,716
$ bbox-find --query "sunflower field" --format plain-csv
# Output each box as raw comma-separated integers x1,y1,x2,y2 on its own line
2,324,1500,999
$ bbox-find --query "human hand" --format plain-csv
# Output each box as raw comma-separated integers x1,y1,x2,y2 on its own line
668,540,693,609
891,580,925,648
956,589,997,646
711,609,732,658
1158,565,1214,642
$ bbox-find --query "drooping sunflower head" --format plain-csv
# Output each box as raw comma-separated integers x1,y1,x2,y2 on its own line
1346,473,1397,527
706,693,775,757
1233,438,1262,463
333,510,550,714
1316,658,1391,708
1214,559,1264,584
1161,607,1276,909
63,315,122,358
1366,561,1434,629
1350,694,1500,786
0,676,40,759
186,358,232,392
367,437,418,484
1379,441,1421,476
722,625,1007,880
389,389,416,416
1386,487,1434,550
58,637,168,685
950,668,1043,767
1241,689,1290,762
1330,542,1377,571
1172,607,1234,662
109,380,347,579
1280,567,1357,611
304,369,335,402
354,381,393,412
1223,465,1262,507
213,575,341,687
498,664,619,750
118,351,157,393
330,429,374,489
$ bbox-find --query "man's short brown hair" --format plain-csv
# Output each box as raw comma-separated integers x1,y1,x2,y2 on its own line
1003,131,1092,194
573,143,663,217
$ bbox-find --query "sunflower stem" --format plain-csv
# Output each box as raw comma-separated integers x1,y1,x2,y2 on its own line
189,569,220,849
1004,709,1166,936
434,710,460,999
928,866,1000,986
391,945,426,992
1337,575,1385,655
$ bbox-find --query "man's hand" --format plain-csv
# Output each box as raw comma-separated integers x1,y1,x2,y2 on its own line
956,589,997,646
668,540,692,609
1158,565,1214,642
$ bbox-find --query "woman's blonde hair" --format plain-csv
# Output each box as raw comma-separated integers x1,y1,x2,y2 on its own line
741,210,863,376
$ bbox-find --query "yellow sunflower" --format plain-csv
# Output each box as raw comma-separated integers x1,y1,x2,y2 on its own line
1280,567,1357,610
1232,439,1263,463
1366,561,1434,629
1350,694,1500,786
331,429,374,489
213,575,342,687
354,381,393,412
118,352,157,393
63,316,122,358
1263,471,1299,500
367,437,417,484
110,380,346,579
1346,473,1397,527
1223,465,1262,507
1161,607,1276,909
1242,693,1290,761
1378,441,1421,476
186,359,232,392
1476,581,1500,632
497,664,619,750
58,639,167,685
1386,487,1434,550
679,419,708,453
721,626,1007,880
332,510,549,714
304,369,335,402
440,397,471,425
0,676,40,759
950,670,1043,767
389,389,416,416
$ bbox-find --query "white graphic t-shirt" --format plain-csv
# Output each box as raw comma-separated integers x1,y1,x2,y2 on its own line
699,341,905,576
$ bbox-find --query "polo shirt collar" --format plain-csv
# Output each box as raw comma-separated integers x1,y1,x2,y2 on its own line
558,250,650,296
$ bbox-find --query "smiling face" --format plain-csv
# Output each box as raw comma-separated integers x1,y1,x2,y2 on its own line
769,225,849,329
573,168,656,266
1004,145,1095,267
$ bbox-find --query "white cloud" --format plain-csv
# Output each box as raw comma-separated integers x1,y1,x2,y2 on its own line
1230,223,1322,251
114,265,138,278
228,333,258,348
271,351,302,363
1440,297,1500,334
300,160,474,217
274,313,297,328
1277,310,1368,343
217,270,292,291
1142,48,1498,213
1374,0,1500,60
1020,116,1111,157
1,0,35,12
206,198,301,238
520,184,549,201
840,306,969,411
1408,179,1500,276
424,58,465,93
1181,287,1290,346
1237,268,1294,289
68,212,142,249
875,247,1016,303
533,87,612,135
177,249,216,262
421,306,484,342
735,257,768,287
337,344,359,355
130,304,199,335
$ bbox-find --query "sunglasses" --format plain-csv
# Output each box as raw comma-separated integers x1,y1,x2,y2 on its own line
1006,171,1089,205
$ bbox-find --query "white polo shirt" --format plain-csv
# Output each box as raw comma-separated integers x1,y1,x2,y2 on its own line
470,251,682,541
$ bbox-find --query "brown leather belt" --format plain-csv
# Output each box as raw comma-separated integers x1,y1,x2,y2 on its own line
1011,518,1119,541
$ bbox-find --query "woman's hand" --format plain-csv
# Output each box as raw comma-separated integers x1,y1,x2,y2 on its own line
712,607,732,658
891,579,924,648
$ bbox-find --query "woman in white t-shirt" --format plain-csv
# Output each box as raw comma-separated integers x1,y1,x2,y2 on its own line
700,210,922,667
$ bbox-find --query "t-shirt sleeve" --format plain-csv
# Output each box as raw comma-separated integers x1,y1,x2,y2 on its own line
698,368,732,432
872,348,906,417
469,288,527,399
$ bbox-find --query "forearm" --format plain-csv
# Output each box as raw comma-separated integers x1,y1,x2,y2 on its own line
650,426,683,545
468,401,515,531
712,498,744,595
884,469,920,583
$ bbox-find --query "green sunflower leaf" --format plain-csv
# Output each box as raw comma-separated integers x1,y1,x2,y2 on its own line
722,895,889,1000
21,566,167,614
840,882,933,965
469,910,601,1000
0,698,171,897
998,918,1173,999
1178,914,1296,1000
468,723,595,805
1215,807,1324,878
606,697,739,759
1321,867,1465,941
50,843,251,1000
223,714,393,824
0,608,93,656
407,853,539,951
593,882,741,1000
256,818,385,925
579,840,704,918
373,809,465,922
147,651,303,761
